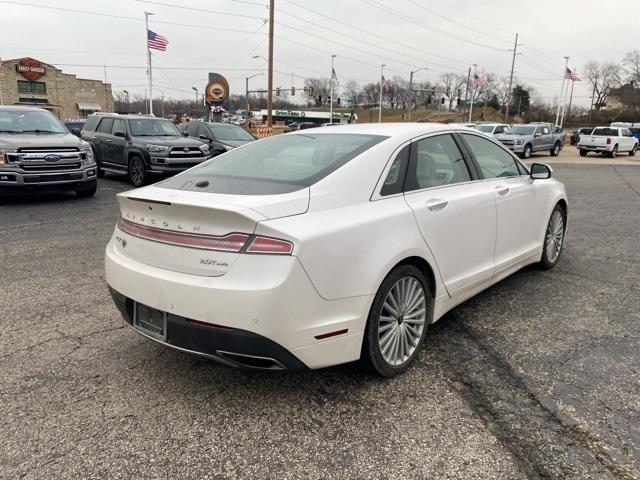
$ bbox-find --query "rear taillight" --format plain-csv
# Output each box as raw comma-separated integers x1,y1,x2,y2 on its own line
607,138,611,144
116,218,294,255
117,218,249,252
246,235,294,255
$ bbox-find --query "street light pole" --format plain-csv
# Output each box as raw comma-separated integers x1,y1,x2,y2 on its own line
192,86,198,119
468,63,477,123
407,67,427,122
123,90,129,113
378,64,386,123
330,54,336,124
245,73,263,112
267,0,274,128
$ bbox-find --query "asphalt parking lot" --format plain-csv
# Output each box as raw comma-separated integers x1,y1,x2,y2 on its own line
1,154,640,479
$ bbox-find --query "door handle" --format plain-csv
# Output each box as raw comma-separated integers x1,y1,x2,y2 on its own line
495,186,510,196
105,139,112,143
426,199,448,211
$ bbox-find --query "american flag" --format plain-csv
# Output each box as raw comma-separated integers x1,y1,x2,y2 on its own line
565,67,580,81
331,67,339,85
147,30,169,51
381,74,389,92
472,73,486,87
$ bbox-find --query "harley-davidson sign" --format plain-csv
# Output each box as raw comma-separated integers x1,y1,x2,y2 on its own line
15,59,46,81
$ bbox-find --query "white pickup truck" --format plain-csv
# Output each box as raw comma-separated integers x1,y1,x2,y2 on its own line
578,126,638,158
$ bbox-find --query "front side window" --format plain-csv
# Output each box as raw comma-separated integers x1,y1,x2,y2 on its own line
158,133,387,195
461,134,521,179
129,119,182,136
112,118,126,134
209,123,255,141
542,127,550,135
97,118,114,134
405,134,471,191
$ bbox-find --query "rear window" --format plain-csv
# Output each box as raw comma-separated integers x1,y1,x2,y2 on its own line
592,128,618,136
158,133,387,195
579,128,593,135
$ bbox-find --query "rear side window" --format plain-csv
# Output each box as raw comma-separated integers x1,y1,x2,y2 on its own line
159,133,387,195
592,128,618,136
83,116,100,132
97,118,114,134
405,134,471,191
461,134,521,179
381,144,410,196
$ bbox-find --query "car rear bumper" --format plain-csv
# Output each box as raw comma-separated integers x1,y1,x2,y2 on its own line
104,238,370,369
578,145,610,152
0,166,97,194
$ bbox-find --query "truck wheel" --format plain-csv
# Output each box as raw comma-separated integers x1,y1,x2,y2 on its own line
609,145,618,158
579,149,588,157
128,155,147,187
630,145,637,156
550,142,561,157
521,144,532,159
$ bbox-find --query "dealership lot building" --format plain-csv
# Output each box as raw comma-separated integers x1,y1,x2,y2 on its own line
0,57,113,119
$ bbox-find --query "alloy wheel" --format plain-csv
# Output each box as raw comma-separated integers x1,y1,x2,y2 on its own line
130,158,144,186
378,276,426,367
545,210,564,263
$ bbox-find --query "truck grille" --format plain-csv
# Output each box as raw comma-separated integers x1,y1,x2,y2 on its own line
8,147,83,173
168,147,204,158
499,139,515,146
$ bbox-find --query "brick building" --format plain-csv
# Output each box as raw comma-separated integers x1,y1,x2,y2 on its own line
0,57,113,119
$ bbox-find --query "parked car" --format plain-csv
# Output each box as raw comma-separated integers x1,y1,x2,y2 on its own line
105,123,567,376
474,123,510,136
179,121,255,157
81,113,212,186
63,119,86,138
569,127,594,146
577,126,638,157
0,106,97,197
495,123,564,158
630,127,640,143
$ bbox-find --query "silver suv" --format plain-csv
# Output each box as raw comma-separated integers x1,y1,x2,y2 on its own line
0,106,97,197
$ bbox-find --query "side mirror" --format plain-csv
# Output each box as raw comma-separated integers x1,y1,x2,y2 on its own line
70,127,81,137
182,131,189,136
199,134,212,142
534,132,542,138
530,163,552,180
113,129,127,138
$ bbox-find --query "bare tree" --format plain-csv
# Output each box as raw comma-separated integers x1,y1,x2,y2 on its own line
304,78,331,107
584,61,621,110
439,73,467,111
622,50,640,85
343,80,361,106
361,82,380,107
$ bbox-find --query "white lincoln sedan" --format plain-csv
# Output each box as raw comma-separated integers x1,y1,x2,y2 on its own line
105,123,567,376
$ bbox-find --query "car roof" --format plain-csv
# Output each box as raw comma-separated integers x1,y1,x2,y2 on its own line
90,113,159,120
0,105,51,113
287,122,477,139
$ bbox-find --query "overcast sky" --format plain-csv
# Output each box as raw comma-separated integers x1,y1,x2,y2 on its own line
1,0,636,107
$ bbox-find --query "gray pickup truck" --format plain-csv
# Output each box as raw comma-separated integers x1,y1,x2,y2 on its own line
0,106,97,197
495,123,564,159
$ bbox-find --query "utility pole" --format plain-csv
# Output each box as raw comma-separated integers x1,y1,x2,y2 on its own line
463,66,471,117
555,56,569,125
144,11,154,116
267,0,274,128
504,33,520,122
123,90,129,113
468,64,477,123
588,82,596,123
378,64,386,123
329,54,336,124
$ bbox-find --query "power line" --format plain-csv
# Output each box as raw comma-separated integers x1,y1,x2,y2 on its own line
404,0,513,45
429,0,515,36
363,0,510,52
136,0,267,21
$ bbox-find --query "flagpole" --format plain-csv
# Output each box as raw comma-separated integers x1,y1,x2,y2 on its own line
468,64,477,123
329,54,336,124
555,56,569,125
559,77,571,128
145,11,154,116
378,64,386,123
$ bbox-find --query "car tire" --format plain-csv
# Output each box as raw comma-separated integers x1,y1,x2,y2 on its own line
550,142,561,157
128,155,147,187
361,265,432,377
630,145,637,156
609,145,618,158
579,149,588,157
75,182,97,198
522,144,532,159
539,204,566,270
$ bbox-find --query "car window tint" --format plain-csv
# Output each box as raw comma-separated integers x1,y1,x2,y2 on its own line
405,134,470,191
381,144,409,196
97,118,114,134
462,133,521,179
112,118,126,134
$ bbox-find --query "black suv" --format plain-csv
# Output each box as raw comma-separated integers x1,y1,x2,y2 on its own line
81,114,212,186
179,121,255,157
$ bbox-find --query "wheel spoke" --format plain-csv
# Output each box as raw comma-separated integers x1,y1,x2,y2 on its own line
383,301,399,319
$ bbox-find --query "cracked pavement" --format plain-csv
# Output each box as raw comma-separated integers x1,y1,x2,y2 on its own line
1,164,639,479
